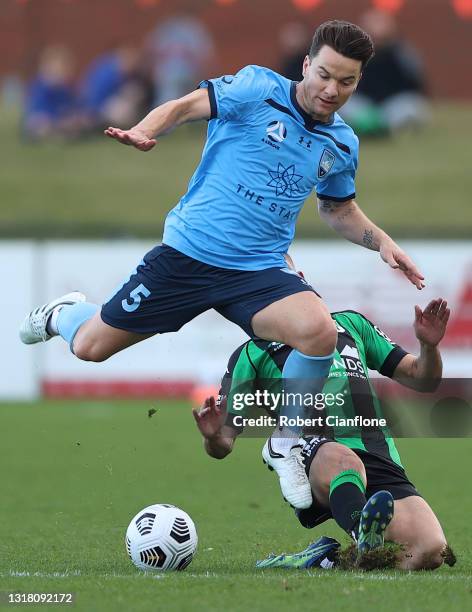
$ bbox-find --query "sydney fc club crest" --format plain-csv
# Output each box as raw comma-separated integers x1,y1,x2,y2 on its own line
318,149,336,179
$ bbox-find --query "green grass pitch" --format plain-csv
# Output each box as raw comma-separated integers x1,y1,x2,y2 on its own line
1,103,471,239
0,400,470,611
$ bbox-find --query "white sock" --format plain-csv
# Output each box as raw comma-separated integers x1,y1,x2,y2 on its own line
46,306,63,336
270,427,298,454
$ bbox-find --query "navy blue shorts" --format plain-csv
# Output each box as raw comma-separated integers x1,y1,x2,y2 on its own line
101,244,315,337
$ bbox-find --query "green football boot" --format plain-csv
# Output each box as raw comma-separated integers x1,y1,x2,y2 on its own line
256,536,340,570
357,490,394,555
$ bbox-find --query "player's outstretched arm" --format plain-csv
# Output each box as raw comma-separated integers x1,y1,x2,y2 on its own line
392,299,450,392
317,198,425,290
104,88,212,152
192,396,237,459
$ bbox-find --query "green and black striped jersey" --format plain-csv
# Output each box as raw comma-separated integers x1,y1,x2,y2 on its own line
218,311,408,466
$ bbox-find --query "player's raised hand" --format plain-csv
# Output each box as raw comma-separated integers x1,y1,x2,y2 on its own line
414,299,450,347
104,126,157,152
380,241,425,290
192,396,225,439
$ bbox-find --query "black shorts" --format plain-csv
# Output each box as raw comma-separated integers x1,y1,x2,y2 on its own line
296,437,420,529
101,244,315,337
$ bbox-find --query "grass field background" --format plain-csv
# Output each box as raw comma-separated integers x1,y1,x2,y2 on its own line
1,104,472,239
0,400,470,611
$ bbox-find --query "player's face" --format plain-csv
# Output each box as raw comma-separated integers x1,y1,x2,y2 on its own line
299,45,362,121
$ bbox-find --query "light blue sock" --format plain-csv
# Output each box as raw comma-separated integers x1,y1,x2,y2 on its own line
57,302,98,351
283,350,334,380
278,349,335,440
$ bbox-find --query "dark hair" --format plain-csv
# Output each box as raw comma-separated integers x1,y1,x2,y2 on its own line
309,20,374,69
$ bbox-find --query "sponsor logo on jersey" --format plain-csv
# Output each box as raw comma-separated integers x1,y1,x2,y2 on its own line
266,120,287,143
333,343,366,378
235,183,298,221
298,135,312,150
340,345,359,359
262,121,287,150
215,75,235,94
267,163,303,198
318,148,336,179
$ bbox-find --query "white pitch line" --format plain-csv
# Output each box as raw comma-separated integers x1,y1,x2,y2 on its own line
1,570,167,580
4,571,82,578
1,570,468,582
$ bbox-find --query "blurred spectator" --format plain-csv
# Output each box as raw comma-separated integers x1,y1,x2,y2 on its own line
279,22,311,82
340,9,430,137
146,14,214,104
1,75,23,110
23,46,83,141
80,46,153,130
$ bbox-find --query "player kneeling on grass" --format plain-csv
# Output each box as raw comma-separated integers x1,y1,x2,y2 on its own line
194,298,453,570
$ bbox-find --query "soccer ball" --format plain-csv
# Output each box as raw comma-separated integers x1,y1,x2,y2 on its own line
125,504,198,571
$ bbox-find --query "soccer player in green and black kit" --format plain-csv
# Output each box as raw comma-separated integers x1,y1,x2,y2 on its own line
194,293,451,571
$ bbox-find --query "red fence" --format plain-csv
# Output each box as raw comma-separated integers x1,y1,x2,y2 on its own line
1,0,471,99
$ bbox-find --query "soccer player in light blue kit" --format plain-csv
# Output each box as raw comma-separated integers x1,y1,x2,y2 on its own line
20,21,424,510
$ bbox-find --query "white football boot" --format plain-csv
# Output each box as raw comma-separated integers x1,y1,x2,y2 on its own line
262,438,313,509
19,291,86,344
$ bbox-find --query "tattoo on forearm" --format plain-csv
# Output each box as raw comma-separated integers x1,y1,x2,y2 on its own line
363,229,374,247
318,199,355,223
337,203,355,222
318,199,348,213
363,229,379,250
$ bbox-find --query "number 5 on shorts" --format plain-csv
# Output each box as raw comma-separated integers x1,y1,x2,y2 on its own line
122,284,151,312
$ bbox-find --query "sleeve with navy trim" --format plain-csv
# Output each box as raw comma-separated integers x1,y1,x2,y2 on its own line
340,312,408,378
198,65,277,122
316,134,359,203
359,315,408,377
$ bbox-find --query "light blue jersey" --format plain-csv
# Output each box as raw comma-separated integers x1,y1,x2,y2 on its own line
163,65,359,270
